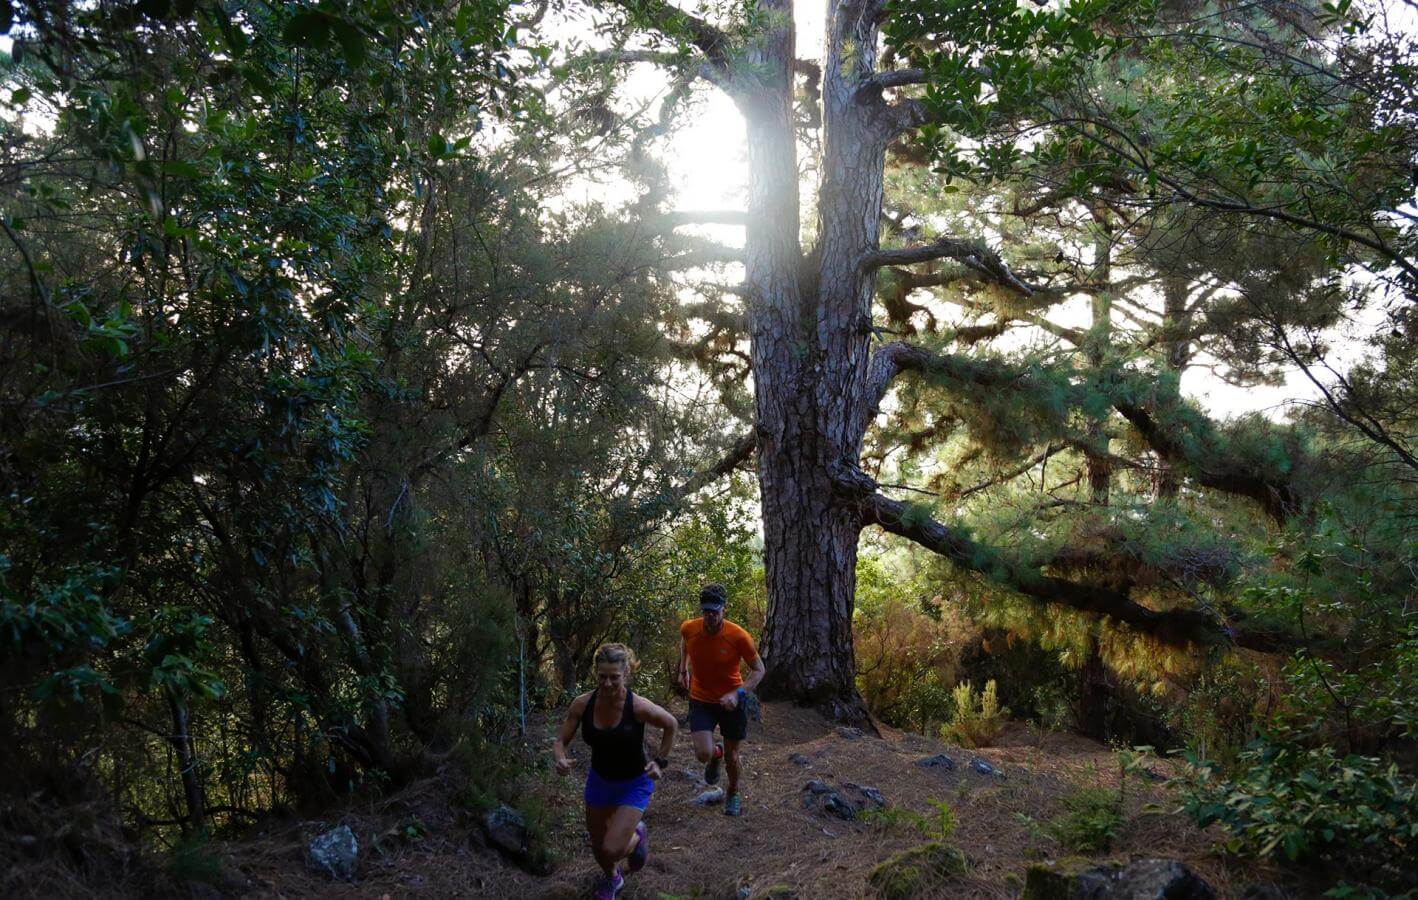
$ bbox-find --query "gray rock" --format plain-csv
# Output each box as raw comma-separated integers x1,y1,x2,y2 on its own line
1023,858,1215,900
306,824,358,882
1024,859,1116,900
788,752,811,766
835,725,864,740
969,758,1003,777
1111,860,1215,899
821,793,860,820
843,782,885,807
915,753,956,769
481,805,528,860
800,780,859,820
693,786,725,806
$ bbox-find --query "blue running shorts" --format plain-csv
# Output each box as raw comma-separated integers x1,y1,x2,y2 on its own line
585,769,655,810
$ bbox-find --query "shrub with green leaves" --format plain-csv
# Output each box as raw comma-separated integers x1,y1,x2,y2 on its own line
1178,741,1416,885
1044,785,1125,853
862,798,957,842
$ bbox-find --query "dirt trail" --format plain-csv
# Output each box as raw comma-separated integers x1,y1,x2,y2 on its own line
216,702,1288,899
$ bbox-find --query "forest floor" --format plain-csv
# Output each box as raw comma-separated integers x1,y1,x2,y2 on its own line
200,701,1308,899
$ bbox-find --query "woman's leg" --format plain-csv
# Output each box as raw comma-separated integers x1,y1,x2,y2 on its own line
600,804,645,865
586,804,616,875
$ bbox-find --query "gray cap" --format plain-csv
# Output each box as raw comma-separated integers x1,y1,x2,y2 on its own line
699,583,728,610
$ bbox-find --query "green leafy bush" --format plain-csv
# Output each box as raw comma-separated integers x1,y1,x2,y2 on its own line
863,798,957,841
940,679,1008,748
1044,786,1124,852
1178,742,1416,883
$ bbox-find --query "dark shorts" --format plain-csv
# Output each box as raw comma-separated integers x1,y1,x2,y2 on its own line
585,769,654,810
688,697,749,742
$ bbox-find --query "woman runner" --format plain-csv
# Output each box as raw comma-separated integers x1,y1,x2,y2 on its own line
553,643,677,899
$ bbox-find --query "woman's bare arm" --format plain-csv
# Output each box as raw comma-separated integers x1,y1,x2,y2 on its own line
552,692,590,776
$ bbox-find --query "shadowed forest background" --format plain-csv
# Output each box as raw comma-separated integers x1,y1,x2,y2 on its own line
0,0,1414,895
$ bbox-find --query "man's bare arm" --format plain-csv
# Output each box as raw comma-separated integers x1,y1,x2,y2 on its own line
678,638,691,692
743,655,766,693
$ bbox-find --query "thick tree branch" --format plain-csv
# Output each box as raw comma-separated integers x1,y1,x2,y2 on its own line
598,0,737,88
865,67,928,90
679,300,747,332
860,341,929,437
952,444,1062,499
862,342,1308,522
661,209,750,226
677,430,757,500
1113,400,1303,522
590,48,684,67
855,490,1286,650
661,238,744,267
862,238,1035,295
611,431,757,544
587,47,732,90
603,0,730,57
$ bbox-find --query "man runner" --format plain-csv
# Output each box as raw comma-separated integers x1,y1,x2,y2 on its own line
679,583,765,817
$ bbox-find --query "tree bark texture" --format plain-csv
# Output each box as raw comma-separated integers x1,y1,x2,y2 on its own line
739,0,893,725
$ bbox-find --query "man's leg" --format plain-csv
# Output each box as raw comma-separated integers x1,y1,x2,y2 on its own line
724,738,742,796
690,727,716,763
722,702,749,815
688,701,724,784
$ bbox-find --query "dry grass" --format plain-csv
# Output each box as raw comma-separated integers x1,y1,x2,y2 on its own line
38,704,1319,898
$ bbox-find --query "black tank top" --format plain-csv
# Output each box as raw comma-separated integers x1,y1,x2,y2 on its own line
580,689,646,781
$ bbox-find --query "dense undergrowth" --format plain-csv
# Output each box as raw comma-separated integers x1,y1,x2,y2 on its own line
2,0,1415,897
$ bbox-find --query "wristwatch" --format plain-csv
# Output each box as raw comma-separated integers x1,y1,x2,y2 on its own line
653,755,670,770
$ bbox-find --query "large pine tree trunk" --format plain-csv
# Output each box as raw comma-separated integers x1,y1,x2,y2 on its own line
747,0,885,726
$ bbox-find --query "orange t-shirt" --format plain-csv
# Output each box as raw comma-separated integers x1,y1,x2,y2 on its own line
681,618,759,703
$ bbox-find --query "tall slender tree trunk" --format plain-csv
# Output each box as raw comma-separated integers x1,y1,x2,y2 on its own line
1155,277,1192,499
166,691,206,833
1078,212,1114,739
1084,210,1114,505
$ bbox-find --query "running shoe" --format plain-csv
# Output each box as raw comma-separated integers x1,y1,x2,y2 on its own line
724,793,742,817
626,822,648,873
703,743,723,785
593,868,624,899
